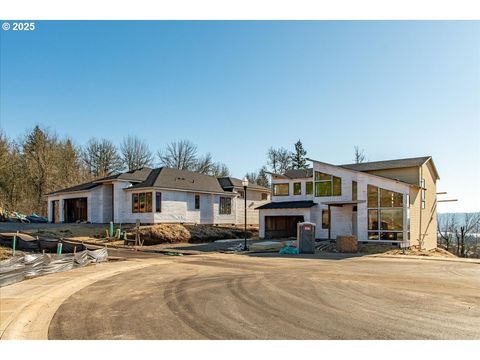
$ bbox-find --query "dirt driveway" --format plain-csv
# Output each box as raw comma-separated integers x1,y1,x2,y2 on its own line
46,254,480,340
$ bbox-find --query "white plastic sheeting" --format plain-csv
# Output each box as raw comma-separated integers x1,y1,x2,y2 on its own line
0,248,108,287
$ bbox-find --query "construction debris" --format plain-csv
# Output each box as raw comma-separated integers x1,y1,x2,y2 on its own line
0,248,108,287
0,208,47,223
0,232,86,253
249,241,295,253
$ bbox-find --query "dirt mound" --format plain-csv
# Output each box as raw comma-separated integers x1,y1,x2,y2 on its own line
137,224,257,245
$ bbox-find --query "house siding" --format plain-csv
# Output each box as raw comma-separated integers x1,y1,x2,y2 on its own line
263,162,411,242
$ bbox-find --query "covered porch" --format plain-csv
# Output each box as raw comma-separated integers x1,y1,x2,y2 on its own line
320,200,366,240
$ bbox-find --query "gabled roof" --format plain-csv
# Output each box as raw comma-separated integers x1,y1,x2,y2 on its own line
218,177,271,192
128,167,228,194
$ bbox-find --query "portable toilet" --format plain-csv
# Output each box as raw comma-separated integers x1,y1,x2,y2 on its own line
297,222,316,254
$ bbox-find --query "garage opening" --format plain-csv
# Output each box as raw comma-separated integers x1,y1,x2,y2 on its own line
265,216,304,239
64,198,88,223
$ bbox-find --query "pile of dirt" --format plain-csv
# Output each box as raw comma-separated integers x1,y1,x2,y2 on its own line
316,241,458,258
137,224,257,245
0,245,25,260
384,247,457,258
185,224,256,243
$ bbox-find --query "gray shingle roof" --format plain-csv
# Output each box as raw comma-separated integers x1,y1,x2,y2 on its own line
128,167,228,194
218,177,270,192
256,200,316,210
95,167,153,183
46,181,101,195
340,156,432,172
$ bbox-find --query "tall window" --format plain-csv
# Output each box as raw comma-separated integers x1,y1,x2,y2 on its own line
306,181,313,195
155,192,161,213
261,193,268,200
273,183,289,196
367,185,404,241
315,171,341,197
219,197,232,214
293,182,301,195
421,179,426,209
352,181,357,201
132,192,152,213
195,195,200,210
322,209,329,229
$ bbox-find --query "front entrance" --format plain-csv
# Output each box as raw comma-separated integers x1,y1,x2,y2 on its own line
265,215,304,239
64,198,88,223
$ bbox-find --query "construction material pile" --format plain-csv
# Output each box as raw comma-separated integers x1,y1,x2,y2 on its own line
0,248,108,287
0,232,86,253
0,208,48,223
249,240,296,253
336,236,358,253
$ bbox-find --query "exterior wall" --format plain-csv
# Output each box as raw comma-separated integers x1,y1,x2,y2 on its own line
269,162,411,243
213,194,236,224
102,184,113,223
408,161,438,250
366,167,419,185
259,208,312,238
47,186,103,223
234,188,270,226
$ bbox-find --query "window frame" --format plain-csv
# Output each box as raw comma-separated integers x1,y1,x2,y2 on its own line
293,182,302,195
314,171,341,197
219,196,232,215
195,194,200,210
155,192,162,213
273,183,289,196
132,192,153,213
305,181,313,195
367,185,404,241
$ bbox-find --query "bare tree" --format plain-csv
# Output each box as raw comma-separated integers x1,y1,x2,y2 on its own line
353,145,366,163
454,213,480,257
194,153,214,174
82,138,124,178
267,147,292,174
157,140,198,170
120,135,153,171
245,165,270,187
437,213,456,252
209,162,230,177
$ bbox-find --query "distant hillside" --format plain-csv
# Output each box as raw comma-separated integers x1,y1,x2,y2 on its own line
438,212,480,223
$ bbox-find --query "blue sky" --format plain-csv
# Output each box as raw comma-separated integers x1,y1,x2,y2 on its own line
1,21,479,212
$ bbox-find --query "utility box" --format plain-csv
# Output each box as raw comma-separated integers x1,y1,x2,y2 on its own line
297,222,316,254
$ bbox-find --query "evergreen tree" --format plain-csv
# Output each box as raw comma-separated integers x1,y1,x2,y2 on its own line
291,140,307,169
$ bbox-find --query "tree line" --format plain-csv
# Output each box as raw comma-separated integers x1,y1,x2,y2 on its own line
0,126,232,216
0,125,367,216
